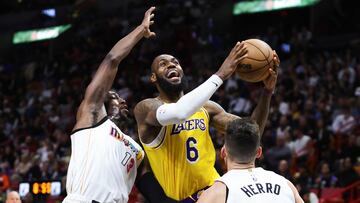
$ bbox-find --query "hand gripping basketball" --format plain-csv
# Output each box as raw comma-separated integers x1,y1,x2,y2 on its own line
263,50,279,92
236,39,275,83
216,41,248,81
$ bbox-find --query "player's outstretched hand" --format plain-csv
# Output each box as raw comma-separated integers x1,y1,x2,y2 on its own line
263,50,279,92
141,6,156,38
216,41,248,81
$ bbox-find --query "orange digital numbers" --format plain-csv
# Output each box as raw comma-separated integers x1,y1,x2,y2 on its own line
31,181,55,195
32,183,39,194
41,182,47,194
47,182,51,194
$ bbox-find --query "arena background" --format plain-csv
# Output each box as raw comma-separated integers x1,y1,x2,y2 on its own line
0,0,359,202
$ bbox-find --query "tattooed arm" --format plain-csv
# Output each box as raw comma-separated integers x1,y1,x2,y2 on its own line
204,101,240,134
73,7,156,131
134,98,164,144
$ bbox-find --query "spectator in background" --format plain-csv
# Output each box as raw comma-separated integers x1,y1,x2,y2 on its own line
298,115,314,136
276,115,291,139
313,119,331,159
332,106,355,136
337,157,359,187
265,136,292,171
297,185,319,203
293,166,313,189
340,134,360,162
278,159,292,181
315,162,338,188
21,193,32,203
288,128,312,167
2,146,16,169
25,156,41,181
314,99,331,121
0,168,10,193
5,191,21,203
13,155,31,179
228,92,252,116
337,64,356,96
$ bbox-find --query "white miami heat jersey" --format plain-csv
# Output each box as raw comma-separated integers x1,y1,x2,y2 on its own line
63,117,144,203
218,167,295,203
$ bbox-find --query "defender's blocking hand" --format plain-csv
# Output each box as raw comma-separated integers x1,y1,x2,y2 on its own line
141,7,156,38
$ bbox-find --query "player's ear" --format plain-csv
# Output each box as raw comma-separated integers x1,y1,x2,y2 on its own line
220,146,227,159
255,146,262,159
150,72,157,83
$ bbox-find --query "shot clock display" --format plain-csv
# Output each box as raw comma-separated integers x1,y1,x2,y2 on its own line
19,181,61,197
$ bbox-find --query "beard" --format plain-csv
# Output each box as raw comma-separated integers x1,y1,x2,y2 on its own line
156,74,184,96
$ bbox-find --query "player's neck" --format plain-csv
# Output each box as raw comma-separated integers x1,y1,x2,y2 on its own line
227,161,255,171
110,117,127,132
158,91,184,103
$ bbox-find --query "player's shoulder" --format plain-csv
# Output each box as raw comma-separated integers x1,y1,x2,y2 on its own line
135,98,161,112
258,167,278,175
203,100,225,114
260,168,289,181
138,98,158,104
136,98,163,108
204,100,221,107
197,181,227,203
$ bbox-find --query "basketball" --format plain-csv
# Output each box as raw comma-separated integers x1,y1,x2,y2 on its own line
236,39,274,83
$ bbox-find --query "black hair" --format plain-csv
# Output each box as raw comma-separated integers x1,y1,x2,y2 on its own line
155,73,184,95
225,118,260,163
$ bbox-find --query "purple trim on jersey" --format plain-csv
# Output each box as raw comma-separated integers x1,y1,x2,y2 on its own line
153,128,167,149
181,186,210,203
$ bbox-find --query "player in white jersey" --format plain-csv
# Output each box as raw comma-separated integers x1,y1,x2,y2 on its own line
197,118,304,203
63,7,156,203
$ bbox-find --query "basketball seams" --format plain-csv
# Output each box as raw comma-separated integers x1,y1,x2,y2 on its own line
245,56,268,62
237,39,274,82
245,41,271,67
239,60,269,73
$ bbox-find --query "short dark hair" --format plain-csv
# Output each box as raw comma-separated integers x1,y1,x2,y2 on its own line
225,118,260,163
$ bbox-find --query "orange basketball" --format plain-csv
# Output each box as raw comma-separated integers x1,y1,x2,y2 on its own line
237,39,274,83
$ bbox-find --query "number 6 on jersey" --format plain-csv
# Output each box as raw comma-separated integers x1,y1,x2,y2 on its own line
186,137,199,162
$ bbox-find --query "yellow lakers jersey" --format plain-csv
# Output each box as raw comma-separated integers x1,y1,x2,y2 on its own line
142,107,220,200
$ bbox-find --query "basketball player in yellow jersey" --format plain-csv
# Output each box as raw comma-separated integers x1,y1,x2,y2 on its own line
134,43,279,202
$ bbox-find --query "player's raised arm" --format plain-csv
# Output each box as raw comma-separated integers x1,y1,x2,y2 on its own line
134,42,247,143
203,101,240,134
74,7,156,131
204,51,279,135
250,50,279,135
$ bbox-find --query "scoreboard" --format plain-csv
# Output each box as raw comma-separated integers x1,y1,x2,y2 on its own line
19,181,61,197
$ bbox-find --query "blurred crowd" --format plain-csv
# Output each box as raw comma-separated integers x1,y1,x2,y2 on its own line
0,1,359,202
